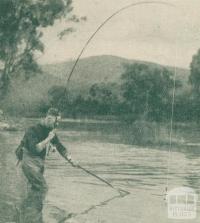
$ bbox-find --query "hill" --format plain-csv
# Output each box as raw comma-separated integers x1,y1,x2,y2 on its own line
42,55,190,90
2,55,190,116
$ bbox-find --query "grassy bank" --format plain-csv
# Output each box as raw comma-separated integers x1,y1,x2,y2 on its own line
120,120,200,147
2,113,199,151
57,118,199,149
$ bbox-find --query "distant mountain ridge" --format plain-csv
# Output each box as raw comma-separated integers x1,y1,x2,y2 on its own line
42,55,190,88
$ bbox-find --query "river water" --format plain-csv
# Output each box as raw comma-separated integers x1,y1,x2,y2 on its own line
0,119,200,223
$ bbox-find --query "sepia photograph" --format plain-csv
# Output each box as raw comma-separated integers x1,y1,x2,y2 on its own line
1,0,200,222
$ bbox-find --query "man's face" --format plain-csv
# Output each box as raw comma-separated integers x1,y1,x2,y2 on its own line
45,115,57,129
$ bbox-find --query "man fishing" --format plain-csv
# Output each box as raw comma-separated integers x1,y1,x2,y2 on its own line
19,107,71,192
16,108,128,222
16,108,72,222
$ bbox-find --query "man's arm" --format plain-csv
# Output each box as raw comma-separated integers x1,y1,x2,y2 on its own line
51,134,78,167
36,131,55,153
25,128,55,154
51,134,70,159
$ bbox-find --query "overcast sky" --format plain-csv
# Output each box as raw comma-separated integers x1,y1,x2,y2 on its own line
38,0,200,68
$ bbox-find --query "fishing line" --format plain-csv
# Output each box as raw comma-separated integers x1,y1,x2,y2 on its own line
61,0,173,186
58,1,174,216
165,42,177,196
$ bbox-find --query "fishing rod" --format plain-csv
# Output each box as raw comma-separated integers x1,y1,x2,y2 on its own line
64,156,129,197
61,1,174,199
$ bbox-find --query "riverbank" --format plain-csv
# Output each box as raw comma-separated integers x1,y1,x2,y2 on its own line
9,117,199,152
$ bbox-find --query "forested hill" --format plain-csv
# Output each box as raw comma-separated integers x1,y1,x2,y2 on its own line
42,55,190,88
3,55,190,116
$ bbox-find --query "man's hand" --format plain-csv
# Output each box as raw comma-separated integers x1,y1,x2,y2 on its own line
66,155,72,161
36,130,56,152
65,155,79,167
48,130,56,141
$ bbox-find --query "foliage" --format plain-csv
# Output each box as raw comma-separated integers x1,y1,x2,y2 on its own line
88,83,115,115
0,0,74,97
3,59,192,122
188,48,200,121
47,64,182,121
48,85,66,108
121,63,174,121
173,92,195,122
47,82,121,117
189,49,200,95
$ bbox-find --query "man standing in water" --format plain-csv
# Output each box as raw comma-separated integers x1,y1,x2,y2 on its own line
17,108,71,222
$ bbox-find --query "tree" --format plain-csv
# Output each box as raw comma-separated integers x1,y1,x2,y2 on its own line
188,49,200,121
0,0,75,97
89,83,119,115
189,49,200,95
121,63,174,121
48,85,66,108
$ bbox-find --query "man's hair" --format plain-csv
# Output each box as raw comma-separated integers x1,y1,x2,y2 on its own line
46,108,60,117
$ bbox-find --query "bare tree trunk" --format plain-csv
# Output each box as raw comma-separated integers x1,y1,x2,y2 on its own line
0,48,17,99
0,62,11,99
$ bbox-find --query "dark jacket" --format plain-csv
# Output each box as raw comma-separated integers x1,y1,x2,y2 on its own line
22,123,67,159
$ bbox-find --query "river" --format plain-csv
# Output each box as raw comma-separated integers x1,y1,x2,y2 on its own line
0,119,200,223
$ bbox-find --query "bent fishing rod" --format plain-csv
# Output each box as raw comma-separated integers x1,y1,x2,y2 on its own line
62,1,174,198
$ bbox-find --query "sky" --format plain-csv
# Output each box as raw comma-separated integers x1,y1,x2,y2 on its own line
38,0,200,68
